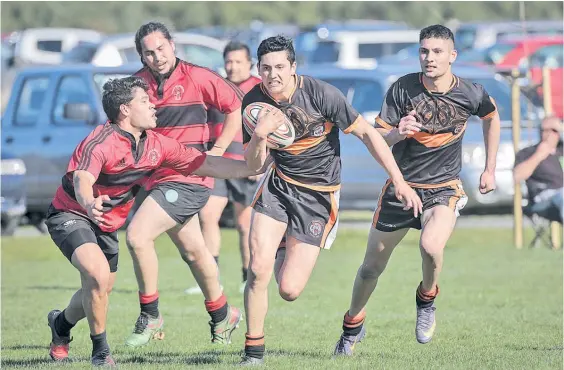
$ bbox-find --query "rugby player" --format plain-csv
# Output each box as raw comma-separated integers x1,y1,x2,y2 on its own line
45,76,260,367
125,22,244,347
239,35,422,365
334,25,500,356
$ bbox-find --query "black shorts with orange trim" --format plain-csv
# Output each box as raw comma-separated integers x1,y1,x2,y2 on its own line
372,179,468,232
251,168,339,249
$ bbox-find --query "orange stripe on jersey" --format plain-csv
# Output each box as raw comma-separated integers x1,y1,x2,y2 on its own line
320,191,338,249
282,122,333,155
407,178,461,189
410,122,466,148
480,109,497,120
275,167,341,192
372,179,392,228
343,115,361,134
375,116,394,131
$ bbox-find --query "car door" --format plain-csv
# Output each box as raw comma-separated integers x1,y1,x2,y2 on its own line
40,73,100,210
1,72,54,213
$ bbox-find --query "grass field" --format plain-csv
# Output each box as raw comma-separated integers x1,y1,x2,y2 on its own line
1,227,562,369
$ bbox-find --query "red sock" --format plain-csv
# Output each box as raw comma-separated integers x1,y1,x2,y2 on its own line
205,293,228,323
139,291,159,317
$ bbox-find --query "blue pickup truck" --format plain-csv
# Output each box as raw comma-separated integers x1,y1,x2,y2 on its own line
2,63,140,230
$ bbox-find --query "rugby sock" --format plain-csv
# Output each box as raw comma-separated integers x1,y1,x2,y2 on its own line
54,309,75,337
416,282,440,309
342,310,366,336
205,293,228,323
139,291,159,318
244,333,265,359
90,331,109,356
242,267,248,282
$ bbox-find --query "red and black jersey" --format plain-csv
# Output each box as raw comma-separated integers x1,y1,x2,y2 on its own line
375,73,497,186
135,59,242,189
209,75,262,160
242,75,361,192
51,123,207,232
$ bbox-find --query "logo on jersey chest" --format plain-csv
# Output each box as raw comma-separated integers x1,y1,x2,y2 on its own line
172,85,184,101
312,125,324,137
414,98,469,134
148,149,160,165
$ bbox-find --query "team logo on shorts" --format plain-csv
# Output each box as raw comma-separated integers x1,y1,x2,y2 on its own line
308,220,324,238
148,149,160,165
165,189,179,203
172,85,184,101
312,125,324,137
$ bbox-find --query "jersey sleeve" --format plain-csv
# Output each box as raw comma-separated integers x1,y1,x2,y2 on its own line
314,78,360,134
68,135,106,180
159,135,207,176
195,67,243,114
375,80,405,131
471,83,497,119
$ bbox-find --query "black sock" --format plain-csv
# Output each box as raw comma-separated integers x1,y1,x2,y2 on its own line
54,310,75,337
242,268,248,282
416,283,438,309
209,304,228,323
214,256,219,266
90,332,109,356
342,311,365,336
141,298,159,318
245,334,265,359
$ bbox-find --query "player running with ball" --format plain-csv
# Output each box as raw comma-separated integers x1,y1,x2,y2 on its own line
239,35,422,365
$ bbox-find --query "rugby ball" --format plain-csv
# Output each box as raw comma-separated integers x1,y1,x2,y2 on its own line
243,102,295,149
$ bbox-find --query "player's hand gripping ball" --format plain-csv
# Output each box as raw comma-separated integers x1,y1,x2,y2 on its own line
243,102,295,149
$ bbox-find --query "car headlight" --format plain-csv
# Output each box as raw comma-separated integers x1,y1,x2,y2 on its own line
1,159,26,175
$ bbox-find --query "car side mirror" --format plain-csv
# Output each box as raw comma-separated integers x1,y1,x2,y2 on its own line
63,103,95,124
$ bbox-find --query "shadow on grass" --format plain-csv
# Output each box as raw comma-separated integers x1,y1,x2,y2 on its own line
1,357,70,368
2,344,49,350
507,344,564,351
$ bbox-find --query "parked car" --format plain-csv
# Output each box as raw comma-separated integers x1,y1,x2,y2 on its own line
1,151,27,236
454,20,563,52
62,32,226,71
309,29,419,69
297,63,542,211
11,28,102,67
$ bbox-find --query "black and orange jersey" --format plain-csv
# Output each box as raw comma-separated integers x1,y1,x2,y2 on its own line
135,59,242,189
242,75,361,191
375,72,496,185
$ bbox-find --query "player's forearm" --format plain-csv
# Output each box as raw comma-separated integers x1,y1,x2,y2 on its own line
73,170,96,210
244,132,269,171
513,153,545,183
482,115,501,173
193,156,263,178
379,127,405,146
360,128,405,184
213,108,241,152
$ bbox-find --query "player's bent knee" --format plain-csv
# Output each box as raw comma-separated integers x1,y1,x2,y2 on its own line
83,270,111,295
359,262,385,280
278,282,302,302
419,235,444,256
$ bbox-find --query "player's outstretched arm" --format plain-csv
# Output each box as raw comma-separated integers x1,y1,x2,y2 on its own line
193,155,270,179
351,117,423,216
479,98,501,194
209,108,242,156
73,170,110,227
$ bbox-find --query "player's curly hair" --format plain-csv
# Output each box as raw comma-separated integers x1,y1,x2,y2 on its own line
420,24,455,45
102,76,149,122
257,35,296,65
135,21,174,64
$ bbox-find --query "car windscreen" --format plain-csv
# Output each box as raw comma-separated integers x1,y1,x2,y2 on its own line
311,41,340,64
319,78,384,113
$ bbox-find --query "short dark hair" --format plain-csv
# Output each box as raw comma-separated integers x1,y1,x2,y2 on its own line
419,24,455,45
135,21,173,58
257,35,295,65
223,41,251,61
102,76,148,122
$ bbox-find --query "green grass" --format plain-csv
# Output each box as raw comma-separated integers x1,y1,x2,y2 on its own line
1,227,562,369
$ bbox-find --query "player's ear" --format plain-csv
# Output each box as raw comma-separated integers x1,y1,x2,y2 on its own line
449,48,457,65
119,103,130,118
170,40,176,54
290,61,297,75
